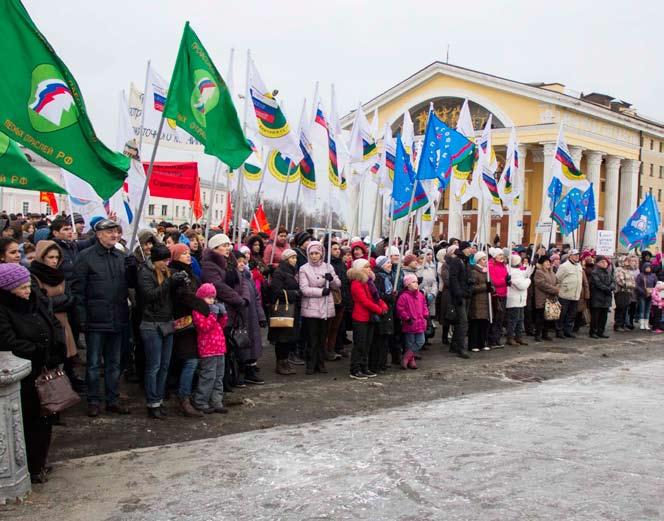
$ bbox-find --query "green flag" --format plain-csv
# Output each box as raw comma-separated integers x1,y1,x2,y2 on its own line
0,132,67,194
0,0,128,200
164,23,251,170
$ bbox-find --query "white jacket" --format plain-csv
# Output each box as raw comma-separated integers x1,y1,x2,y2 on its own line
556,260,583,301
506,266,532,308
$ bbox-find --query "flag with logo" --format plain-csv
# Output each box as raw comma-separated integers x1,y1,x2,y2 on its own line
163,23,251,169
553,124,589,190
0,0,129,199
0,132,67,193
240,134,264,193
297,106,317,209
498,126,519,207
61,170,126,232
313,95,346,205
392,136,428,220
619,193,661,250
581,183,596,222
551,188,584,236
247,58,302,165
547,176,564,210
377,123,395,197
347,104,378,184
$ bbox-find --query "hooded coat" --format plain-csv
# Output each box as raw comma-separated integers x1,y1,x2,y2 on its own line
347,265,387,323
298,243,341,319
506,264,532,309
396,287,429,334
635,263,657,298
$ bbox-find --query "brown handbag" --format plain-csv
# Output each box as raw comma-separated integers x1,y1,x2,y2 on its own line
269,290,295,328
35,367,81,417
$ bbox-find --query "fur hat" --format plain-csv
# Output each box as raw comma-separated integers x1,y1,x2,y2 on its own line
195,283,216,299
446,244,459,256
474,251,487,264
207,233,231,250
0,263,30,291
295,231,312,247
150,243,171,262
403,273,418,287
386,246,400,257
169,243,190,263
281,248,297,261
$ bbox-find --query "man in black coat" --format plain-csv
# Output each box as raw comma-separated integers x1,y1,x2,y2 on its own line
73,219,136,417
447,242,473,359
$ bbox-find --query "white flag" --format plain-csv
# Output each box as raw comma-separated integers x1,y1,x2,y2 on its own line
378,123,395,197
451,99,476,204
347,103,378,185
62,170,127,232
552,123,590,190
498,126,519,207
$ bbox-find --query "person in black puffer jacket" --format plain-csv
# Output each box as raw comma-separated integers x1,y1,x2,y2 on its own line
446,242,473,358
268,249,301,375
0,263,66,484
371,256,396,372
325,241,349,360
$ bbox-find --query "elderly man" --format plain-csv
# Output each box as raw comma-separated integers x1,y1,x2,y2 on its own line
555,249,583,338
73,219,136,417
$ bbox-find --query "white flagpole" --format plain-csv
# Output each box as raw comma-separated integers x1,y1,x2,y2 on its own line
129,115,166,252
234,48,251,247
205,160,221,243
368,184,379,258
289,177,302,232
137,59,151,157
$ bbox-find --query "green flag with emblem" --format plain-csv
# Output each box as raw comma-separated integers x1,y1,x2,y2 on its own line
0,133,67,193
163,23,251,169
0,0,129,200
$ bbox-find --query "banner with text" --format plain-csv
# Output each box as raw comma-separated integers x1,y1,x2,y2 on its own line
144,161,198,201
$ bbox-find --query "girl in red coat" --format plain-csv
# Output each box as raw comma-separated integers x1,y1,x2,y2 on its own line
348,258,388,380
192,283,229,414
396,274,429,369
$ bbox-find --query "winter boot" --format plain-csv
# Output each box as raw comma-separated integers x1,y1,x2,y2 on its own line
515,337,529,346
245,364,265,384
276,360,291,375
180,398,204,418
401,350,413,370
639,319,646,330
506,337,518,346
407,354,418,369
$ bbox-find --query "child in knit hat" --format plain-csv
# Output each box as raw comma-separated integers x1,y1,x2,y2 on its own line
191,283,229,414
396,274,429,369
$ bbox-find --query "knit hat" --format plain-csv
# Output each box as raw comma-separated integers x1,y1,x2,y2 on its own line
0,263,30,291
489,247,503,258
295,231,312,246
306,240,324,256
169,243,190,262
537,255,550,265
72,212,84,225
207,233,231,250
510,254,522,267
403,254,418,266
474,251,487,264
446,244,459,255
239,245,250,256
33,227,51,244
580,250,593,261
352,258,369,270
386,246,400,257
196,283,216,299
151,244,171,262
375,255,389,269
403,273,418,287
281,248,297,261
459,241,472,251
596,255,608,265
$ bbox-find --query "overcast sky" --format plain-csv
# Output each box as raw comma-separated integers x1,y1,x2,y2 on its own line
24,0,663,148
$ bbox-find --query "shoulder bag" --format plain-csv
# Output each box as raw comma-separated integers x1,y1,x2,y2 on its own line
544,298,562,321
270,290,295,328
35,367,81,417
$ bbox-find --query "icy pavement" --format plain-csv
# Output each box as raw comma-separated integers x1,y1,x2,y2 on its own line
9,359,664,520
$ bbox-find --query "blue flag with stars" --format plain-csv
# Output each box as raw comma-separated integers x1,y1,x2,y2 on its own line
619,193,661,250
547,177,563,210
581,183,596,222
417,111,474,189
391,136,428,219
551,188,583,235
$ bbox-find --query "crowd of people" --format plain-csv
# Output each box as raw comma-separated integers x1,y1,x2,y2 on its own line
0,210,662,485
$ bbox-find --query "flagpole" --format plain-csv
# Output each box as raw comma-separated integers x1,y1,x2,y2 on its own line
289,176,302,231
129,114,166,253
234,48,252,248
205,160,221,243
137,60,151,156
368,185,379,258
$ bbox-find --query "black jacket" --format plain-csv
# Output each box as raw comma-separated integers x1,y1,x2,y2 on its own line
72,242,133,333
137,263,175,323
268,260,301,344
53,236,96,282
170,260,209,360
447,253,472,303
590,267,615,309
331,255,352,310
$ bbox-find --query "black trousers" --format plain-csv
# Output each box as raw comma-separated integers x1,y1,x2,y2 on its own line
590,307,609,336
351,321,375,372
534,308,554,339
450,299,469,353
488,296,506,345
468,319,489,350
556,298,578,335
275,341,294,361
369,333,389,372
303,317,328,372
21,385,52,476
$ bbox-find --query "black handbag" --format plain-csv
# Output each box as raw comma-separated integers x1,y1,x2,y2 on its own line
444,302,459,324
230,315,251,354
269,290,295,328
614,291,631,308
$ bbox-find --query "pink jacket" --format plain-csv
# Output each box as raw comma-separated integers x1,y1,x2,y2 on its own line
488,258,509,298
298,261,341,319
396,289,429,333
192,310,228,357
652,286,664,310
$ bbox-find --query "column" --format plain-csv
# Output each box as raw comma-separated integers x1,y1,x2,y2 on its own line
603,155,622,247
540,142,557,213
508,145,528,246
0,352,32,502
566,146,585,245
617,159,641,252
447,191,463,241
583,150,603,249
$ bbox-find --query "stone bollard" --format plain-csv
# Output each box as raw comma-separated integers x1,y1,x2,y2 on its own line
0,352,31,504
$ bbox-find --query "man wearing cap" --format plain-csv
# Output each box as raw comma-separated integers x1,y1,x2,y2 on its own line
73,219,136,417
555,248,583,338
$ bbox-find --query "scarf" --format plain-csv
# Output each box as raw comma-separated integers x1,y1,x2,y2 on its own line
29,260,65,286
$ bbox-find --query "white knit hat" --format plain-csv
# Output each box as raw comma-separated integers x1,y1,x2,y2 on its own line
474,251,487,263
208,233,231,250
352,258,370,270
510,254,522,267
489,247,503,258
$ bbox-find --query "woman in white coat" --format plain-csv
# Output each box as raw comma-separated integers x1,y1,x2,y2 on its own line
505,254,532,346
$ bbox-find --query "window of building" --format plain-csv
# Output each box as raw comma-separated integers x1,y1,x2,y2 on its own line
215,192,219,203
203,191,207,203
148,204,154,216
175,206,179,217
161,205,168,216
215,210,218,219
650,139,654,150
650,164,654,177
22,201,29,214
660,165,664,179
659,189,662,202
660,142,664,153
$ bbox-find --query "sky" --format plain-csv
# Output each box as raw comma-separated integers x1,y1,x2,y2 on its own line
19,0,664,227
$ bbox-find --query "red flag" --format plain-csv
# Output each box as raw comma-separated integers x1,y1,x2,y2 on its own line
143,161,198,200
250,203,271,234
40,192,58,214
191,176,203,220
220,193,232,233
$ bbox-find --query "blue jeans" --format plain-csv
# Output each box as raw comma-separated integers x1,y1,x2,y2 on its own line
639,297,652,320
506,307,525,338
403,332,425,353
140,324,174,407
85,331,122,406
193,355,225,409
178,358,199,399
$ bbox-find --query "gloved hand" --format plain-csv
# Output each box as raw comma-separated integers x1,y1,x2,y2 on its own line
324,273,334,282
322,287,331,296
265,265,275,276
171,271,190,286
259,320,267,328
506,274,512,287
210,302,226,316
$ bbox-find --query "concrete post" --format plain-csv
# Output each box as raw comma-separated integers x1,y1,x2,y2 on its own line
0,352,32,503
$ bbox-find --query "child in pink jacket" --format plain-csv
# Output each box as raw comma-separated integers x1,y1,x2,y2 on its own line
651,281,664,333
192,283,229,414
396,274,429,369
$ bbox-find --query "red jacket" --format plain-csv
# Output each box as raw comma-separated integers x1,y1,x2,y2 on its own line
350,279,387,322
192,310,228,357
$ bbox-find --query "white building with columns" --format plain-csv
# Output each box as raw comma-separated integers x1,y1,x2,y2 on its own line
343,62,664,251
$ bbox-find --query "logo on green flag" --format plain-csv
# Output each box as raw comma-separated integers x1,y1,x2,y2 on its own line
190,71,219,126
28,64,79,132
